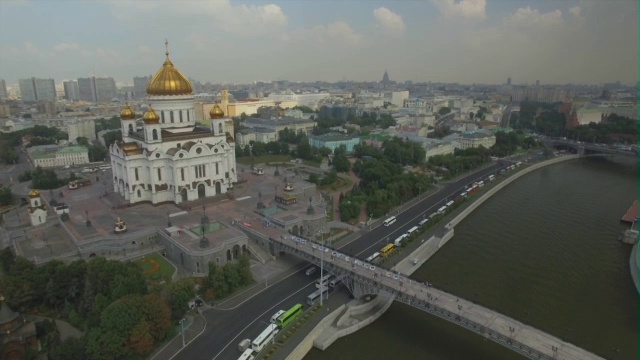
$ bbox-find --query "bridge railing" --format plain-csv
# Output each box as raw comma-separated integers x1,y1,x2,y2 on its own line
273,238,559,360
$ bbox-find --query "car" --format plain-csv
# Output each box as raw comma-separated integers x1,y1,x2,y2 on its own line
369,266,376,272
344,256,350,262
195,299,204,307
324,248,330,253
393,274,400,280
312,244,318,249
331,251,337,257
386,272,392,278
305,267,317,276
355,260,363,266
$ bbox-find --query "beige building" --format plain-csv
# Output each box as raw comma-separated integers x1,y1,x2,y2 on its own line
31,146,89,168
458,130,496,150
226,99,297,117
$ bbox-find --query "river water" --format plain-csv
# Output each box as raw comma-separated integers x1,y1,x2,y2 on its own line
305,158,638,360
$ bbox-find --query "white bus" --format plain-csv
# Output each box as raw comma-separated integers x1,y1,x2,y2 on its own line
406,226,419,236
365,252,380,263
251,324,279,352
478,181,485,187
383,216,397,227
418,218,429,227
488,174,495,181
394,234,408,246
445,201,454,208
270,310,285,323
238,348,256,360
307,286,329,305
316,274,334,289
329,274,346,288
437,206,447,214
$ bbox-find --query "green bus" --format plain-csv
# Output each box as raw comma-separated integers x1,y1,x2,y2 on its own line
276,303,303,328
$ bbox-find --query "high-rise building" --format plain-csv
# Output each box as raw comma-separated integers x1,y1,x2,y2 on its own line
77,76,117,102
535,80,540,86
63,81,80,101
507,77,512,85
133,76,151,99
18,77,56,101
0,79,7,100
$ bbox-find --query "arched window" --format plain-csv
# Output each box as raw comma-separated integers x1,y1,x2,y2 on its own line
152,129,158,140
179,111,183,122
161,112,165,123
128,124,133,133
170,111,174,123
137,189,141,197
187,111,190,122
218,123,223,134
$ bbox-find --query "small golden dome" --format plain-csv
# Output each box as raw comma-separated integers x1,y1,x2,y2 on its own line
143,108,160,124
120,104,136,120
209,103,224,119
146,40,193,96
28,189,40,198
120,142,139,151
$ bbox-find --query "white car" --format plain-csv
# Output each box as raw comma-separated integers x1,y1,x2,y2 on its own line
312,244,318,249
369,266,376,272
344,256,350,262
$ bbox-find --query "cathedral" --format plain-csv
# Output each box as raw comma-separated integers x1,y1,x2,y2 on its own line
110,42,237,205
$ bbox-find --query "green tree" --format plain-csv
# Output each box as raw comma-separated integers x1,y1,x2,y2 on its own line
332,154,351,172
438,107,451,116
86,328,128,360
50,337,86,360
0,187,12,206
167,278,195,322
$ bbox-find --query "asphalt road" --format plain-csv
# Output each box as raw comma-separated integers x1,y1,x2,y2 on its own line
339,163,503,260
173,162,504,360
177,258,347,360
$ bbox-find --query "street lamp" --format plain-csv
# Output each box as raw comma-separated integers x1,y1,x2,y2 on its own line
319,229,325,306
179,318,186,347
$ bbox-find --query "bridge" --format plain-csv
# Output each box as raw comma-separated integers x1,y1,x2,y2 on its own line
271,235,605,360
543,138,637,158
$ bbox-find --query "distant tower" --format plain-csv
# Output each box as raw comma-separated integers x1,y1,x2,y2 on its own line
535,80,540,86
382,70,390,84
566,108,580,129
507,77,512,85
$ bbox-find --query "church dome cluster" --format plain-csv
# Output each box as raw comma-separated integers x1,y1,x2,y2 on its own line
146,40,193,96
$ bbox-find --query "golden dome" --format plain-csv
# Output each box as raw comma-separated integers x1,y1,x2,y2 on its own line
146,40,193,96
28,189,40,198
209,103,224,119
143,108,160,124
120,104,136,120
120,142,139,151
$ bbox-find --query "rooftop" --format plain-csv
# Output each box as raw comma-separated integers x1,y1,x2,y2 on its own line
57,146,89,154
310,133,359,142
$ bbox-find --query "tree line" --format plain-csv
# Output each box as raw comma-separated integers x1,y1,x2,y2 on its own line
0,249,253,360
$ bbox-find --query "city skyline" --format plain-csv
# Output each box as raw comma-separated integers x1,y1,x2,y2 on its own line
0,0,637,86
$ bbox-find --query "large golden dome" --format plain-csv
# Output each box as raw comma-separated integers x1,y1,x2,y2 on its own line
120,104,136,120
146,40,193,96
209,103,224,119
28,189,40,198
143,108,160,124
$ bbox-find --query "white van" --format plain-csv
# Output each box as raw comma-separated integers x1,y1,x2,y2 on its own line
305,267,317,276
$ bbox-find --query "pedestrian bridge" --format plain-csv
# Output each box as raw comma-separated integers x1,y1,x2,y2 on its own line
271,236,605,360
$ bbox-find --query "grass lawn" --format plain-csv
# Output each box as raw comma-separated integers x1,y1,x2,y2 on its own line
236,155,293,165
317,175,353,192
136,252,175,284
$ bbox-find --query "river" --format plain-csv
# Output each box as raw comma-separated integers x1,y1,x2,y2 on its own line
305,158,638,360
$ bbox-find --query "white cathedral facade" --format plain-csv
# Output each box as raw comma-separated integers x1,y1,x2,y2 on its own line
109,44,237,205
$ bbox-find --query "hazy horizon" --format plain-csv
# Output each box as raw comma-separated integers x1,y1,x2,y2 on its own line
0,0,637,86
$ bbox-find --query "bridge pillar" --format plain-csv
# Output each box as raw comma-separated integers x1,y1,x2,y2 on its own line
578,146,585,157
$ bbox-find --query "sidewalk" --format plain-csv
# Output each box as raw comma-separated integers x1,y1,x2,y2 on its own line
149,311,207,360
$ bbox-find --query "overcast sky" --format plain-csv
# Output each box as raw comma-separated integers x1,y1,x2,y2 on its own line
0,0,637,86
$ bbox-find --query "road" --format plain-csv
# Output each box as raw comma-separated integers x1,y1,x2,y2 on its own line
173,162,503,360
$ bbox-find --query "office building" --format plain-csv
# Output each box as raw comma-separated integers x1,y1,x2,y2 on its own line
0,79,7,100
78,76,117,102
30,146,90,168
18,78,56,101
133,76,151,99
63,81,80,101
